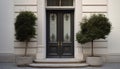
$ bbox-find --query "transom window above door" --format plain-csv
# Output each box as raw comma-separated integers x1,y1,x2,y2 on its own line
47,0,74,6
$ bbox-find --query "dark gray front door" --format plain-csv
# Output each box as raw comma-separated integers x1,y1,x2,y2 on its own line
46,10,74,58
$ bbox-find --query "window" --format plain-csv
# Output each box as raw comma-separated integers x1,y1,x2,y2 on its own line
61,0,73,6
47,0,73,6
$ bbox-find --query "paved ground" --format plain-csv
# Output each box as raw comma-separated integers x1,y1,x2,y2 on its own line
0,63,120,69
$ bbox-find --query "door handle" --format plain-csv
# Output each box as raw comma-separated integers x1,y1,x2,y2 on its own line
58,41,60,48
60,42,62,46
58,41,62,48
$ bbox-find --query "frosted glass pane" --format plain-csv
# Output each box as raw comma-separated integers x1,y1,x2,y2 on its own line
50,14,57,42
63,14,71,42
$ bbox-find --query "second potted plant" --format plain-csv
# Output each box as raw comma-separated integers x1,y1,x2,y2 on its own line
15,11,37,66
76,14,111,66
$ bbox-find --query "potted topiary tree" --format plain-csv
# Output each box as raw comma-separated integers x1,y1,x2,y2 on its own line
15,11,37,66
76,14,111,66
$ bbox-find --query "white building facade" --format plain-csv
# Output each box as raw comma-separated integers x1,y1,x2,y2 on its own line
0,0,120,62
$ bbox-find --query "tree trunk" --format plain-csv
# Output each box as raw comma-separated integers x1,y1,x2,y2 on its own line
81,45,85,62
91,40,94,56
25,41,28,56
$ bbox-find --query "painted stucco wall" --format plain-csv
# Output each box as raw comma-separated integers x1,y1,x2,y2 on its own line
108,0,120,54
106,0,120,62
0,0,14,53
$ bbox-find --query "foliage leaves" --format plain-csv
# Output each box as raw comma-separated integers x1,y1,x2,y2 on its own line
15,11,37,42
76,14,111,44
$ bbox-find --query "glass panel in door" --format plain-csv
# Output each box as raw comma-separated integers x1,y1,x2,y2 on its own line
50,13,57,42
63,13,71,42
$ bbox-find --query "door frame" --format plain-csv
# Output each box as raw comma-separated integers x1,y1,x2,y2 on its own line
46,10,74,58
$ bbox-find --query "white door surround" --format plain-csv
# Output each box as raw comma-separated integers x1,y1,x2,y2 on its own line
35,0,83,62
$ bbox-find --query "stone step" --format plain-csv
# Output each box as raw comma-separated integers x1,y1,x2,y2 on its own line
34,59,84,63
29,63,88,68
